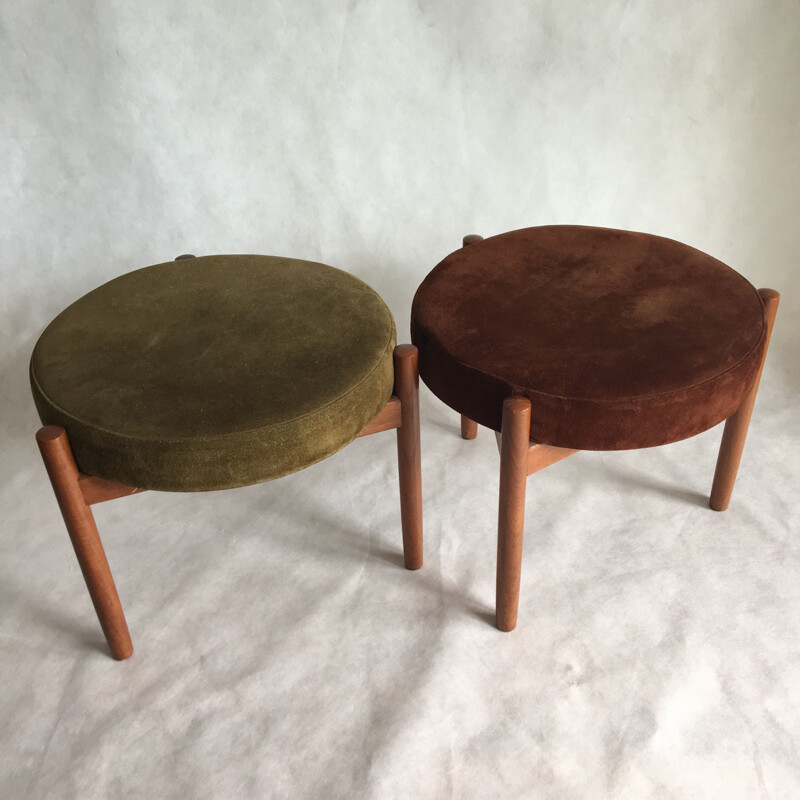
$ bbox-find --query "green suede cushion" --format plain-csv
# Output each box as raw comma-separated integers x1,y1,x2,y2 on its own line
31,255,396,491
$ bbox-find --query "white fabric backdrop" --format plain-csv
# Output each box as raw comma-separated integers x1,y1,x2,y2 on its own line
2,2,799,798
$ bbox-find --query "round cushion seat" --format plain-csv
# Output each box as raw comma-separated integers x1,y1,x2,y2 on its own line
31,255,396,491
411,226,767,450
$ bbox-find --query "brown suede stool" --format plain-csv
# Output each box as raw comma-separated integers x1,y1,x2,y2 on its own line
32,253,423,659
411,225,779,631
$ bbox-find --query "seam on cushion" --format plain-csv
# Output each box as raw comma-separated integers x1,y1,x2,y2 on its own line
415,303,766,406
30,324,396,444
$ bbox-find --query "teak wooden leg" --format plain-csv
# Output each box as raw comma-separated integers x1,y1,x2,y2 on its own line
710,288,780,511
461,415,478,440
35,426,133,660
457,235,484,443
496,396,531,632
394,344,424,570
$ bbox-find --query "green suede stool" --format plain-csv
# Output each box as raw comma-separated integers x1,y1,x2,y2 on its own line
32,254,423,659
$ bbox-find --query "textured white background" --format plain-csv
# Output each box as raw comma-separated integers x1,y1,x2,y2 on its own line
2,2,799,798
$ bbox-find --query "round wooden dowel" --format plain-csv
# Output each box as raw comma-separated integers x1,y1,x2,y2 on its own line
458,234,483,440
461,415,478,440
709,288,780,511
496,396,531,632
393,345,423,570
36,426,133,660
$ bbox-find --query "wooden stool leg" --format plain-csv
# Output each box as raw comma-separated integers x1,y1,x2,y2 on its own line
457,235,484,443
394,345,423,570
710,289,780,511
496,396,531,632
36,426,133,660
461,415,478,440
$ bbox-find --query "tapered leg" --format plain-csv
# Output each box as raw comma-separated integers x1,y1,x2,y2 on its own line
496,396,531,632
394,345,423,570
710,289,780,511
457,235,484,443
36,426,133,660
461,415,478,440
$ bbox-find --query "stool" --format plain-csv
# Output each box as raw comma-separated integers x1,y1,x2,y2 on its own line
411,226,778,631
31,254,423,659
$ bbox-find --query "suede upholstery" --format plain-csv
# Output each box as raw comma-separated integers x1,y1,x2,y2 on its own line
31,255,396,490
411,226,766,450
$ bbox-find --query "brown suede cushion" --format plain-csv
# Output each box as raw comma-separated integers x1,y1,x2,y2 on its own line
411,226,766,450
31,255,396,491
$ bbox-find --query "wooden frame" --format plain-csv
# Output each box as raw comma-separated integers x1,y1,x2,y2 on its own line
460,233,780,631
36,344,423,660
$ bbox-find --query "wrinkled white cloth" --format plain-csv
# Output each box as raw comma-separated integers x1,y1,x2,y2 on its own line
3,0,800,795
